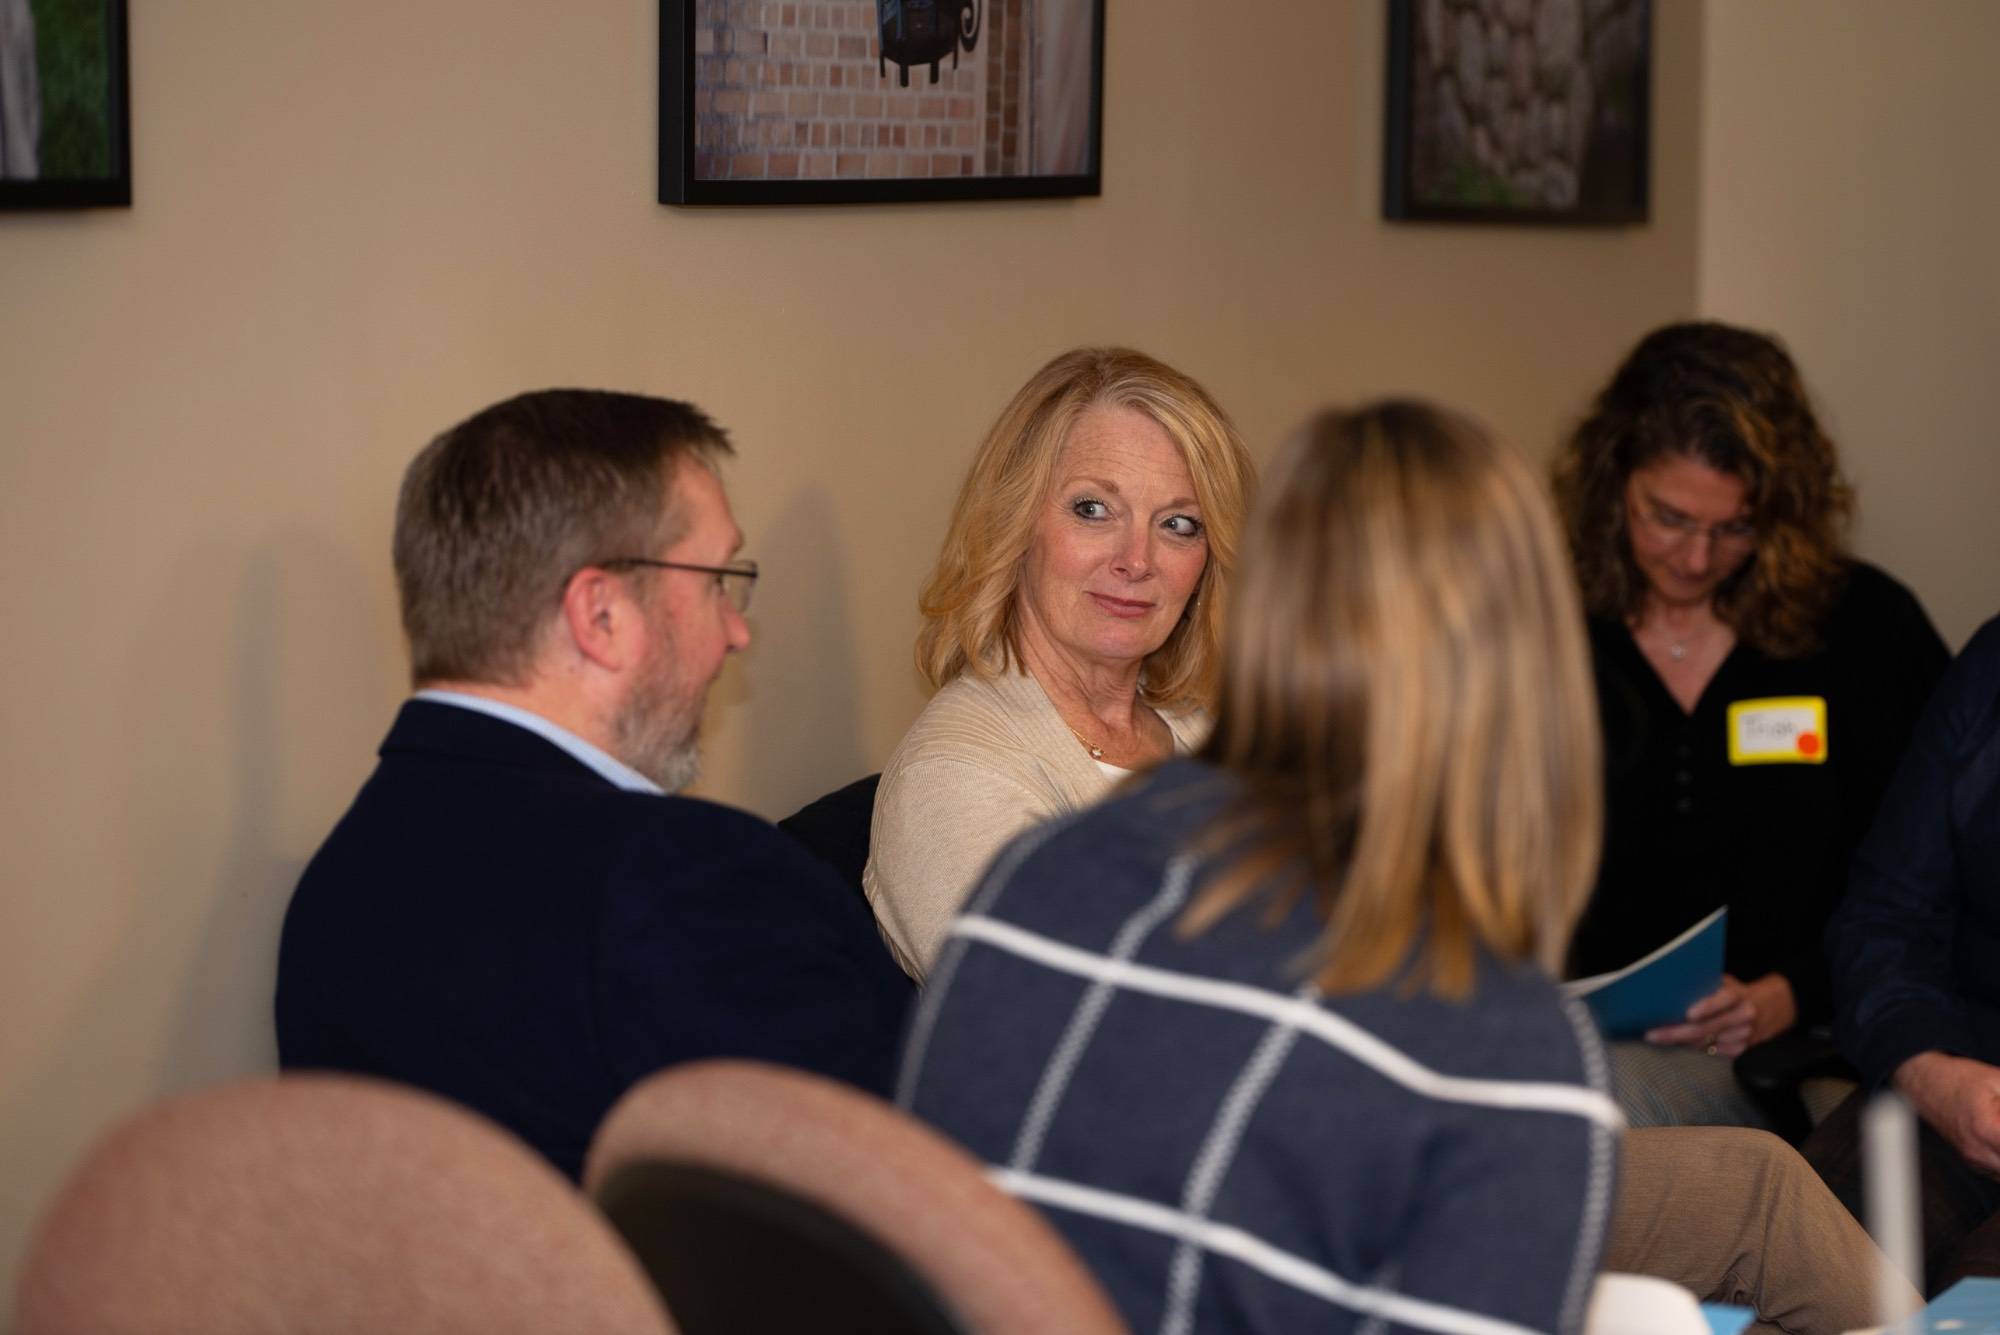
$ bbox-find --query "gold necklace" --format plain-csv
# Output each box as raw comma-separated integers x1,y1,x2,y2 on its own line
1065,723,1105,761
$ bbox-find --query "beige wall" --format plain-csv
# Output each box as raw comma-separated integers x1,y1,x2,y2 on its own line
0,0,1706,1298
1698,0,2000,648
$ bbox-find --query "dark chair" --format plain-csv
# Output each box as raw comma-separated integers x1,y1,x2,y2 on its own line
777,772,880,901
584,1060,1126,1335
1734,1026,1858,1145
596,1161,961,1335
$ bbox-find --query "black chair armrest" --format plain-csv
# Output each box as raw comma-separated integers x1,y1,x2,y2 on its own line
1733,1027,1857,1144
777,774,880,904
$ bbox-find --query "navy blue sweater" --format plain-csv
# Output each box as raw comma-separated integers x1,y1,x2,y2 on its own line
900,760,1619,1335
1831,614,2000,1086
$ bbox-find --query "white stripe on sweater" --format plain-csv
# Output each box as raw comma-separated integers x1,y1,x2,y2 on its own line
992,1168,1551,1335
950,915,1624,1128
1010,855,1199,1172
1161,995,1309,1335
1554,992,1620,1335
895,818,1067,1110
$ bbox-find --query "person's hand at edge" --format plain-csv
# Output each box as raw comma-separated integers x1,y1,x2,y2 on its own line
1894,1051,2000,1180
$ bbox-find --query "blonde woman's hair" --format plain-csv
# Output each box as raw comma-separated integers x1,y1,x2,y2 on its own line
915,347,1255,711
1185,401,1602,999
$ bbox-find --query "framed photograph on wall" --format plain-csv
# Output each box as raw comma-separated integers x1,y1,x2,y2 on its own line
1383,0,1648,225
0,0,130,209
661,0,1104,205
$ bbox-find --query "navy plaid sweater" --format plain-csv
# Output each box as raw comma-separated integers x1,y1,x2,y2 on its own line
899,759,1619,1335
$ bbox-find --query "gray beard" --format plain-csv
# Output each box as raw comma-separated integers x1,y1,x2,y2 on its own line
637,733,701,794
613,672,703,794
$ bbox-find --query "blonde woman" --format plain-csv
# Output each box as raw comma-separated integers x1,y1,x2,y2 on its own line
897,402,1911,1335
864,347,1254,979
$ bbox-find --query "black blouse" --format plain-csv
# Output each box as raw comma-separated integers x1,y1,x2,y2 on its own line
1566,561,1949,1025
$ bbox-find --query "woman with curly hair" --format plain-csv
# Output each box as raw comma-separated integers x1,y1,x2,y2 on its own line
1554,320,1949,1129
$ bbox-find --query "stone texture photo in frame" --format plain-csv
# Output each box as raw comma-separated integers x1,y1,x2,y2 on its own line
1382,0,1648,224
660,0,1105,205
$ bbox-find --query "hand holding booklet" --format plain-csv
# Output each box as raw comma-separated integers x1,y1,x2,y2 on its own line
1563,907,1727,1039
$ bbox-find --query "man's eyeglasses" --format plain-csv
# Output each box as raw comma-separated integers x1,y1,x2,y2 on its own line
1631,500,1757,552
601,557,759,613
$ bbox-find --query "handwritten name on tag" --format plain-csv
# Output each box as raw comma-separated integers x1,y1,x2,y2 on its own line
1726,696,1828,765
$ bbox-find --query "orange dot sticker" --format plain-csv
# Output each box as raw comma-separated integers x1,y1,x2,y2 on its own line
1796,732,1821,757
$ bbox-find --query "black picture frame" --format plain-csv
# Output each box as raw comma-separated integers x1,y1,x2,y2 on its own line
1382,0,1648,225
0,0,130,210
660,0,1104,206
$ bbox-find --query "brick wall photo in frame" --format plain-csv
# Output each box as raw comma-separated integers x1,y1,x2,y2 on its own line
0,0,130,209
1382,0,1648,225
661,0,1104,205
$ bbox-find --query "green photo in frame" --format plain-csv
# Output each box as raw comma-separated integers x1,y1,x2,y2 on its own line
1,0,130,209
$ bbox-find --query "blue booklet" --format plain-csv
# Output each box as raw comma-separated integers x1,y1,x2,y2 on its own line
1909,1277,2000,1333
1564,907,1727,1039
1700,1304,1756,1335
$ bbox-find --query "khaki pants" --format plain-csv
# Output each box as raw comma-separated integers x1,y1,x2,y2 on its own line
1607,1127,1922,1335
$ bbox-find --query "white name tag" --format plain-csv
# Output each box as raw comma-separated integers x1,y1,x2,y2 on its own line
1726,696,1828,765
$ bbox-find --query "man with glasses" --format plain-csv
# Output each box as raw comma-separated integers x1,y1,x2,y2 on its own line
276,389,910,1180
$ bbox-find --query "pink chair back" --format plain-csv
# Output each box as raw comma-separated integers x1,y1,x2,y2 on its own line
15,1073,674,1335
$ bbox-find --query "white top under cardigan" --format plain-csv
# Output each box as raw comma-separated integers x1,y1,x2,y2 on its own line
862,667,1209,980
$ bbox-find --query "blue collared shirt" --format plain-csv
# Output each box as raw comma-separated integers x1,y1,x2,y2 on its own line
412,689,664,795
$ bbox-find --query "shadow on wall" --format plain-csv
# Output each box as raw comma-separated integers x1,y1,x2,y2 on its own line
0,531,401,1225
722,483,869,818
172,533,403,1082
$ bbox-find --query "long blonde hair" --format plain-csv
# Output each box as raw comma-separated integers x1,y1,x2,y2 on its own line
1185,401,1601,998
915,347,1255,711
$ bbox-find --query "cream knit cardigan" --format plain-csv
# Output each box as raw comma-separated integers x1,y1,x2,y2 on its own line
862,667,1209,980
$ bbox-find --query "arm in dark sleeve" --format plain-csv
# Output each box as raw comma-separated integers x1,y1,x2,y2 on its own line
1829,616,2000,1087
594,811,911,1098
1777,570,1950,1022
